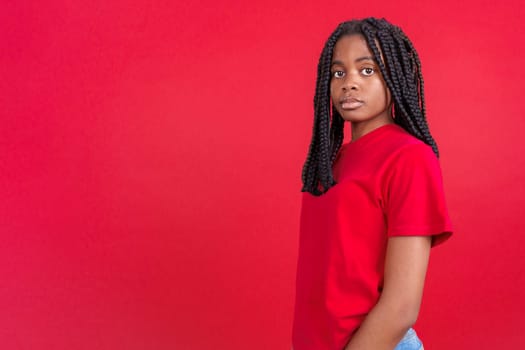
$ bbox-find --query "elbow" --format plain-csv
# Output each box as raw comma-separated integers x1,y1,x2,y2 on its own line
379,297,421,330
401,309,419,329
396,302,420,329
364,296,422,342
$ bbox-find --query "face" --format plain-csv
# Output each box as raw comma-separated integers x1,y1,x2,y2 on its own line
330,34,393,137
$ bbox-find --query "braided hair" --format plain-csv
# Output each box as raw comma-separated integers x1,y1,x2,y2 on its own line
301,18,439,196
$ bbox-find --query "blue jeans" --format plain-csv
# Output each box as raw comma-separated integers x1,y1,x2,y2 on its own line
394,328,424,350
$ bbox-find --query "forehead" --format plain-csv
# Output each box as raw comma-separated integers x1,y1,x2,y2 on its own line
332,34,373,61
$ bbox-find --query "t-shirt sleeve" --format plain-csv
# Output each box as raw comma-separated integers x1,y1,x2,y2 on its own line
383,143,453,247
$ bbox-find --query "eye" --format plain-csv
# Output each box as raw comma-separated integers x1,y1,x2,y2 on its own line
332,71,345,79
361,67,375,76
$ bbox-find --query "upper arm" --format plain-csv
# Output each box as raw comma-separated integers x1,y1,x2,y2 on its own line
379,235,432,324
383,144,453,246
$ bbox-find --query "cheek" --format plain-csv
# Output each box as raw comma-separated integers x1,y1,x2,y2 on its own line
330,82,338,99
378,77,391,104
373,79,391,104
385,88,392,105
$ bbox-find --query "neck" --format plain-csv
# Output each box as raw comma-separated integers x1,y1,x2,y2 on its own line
351,117,395,142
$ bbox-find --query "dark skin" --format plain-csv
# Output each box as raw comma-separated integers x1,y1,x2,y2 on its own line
330,34,394,142
333,34,432,350
291,34,432,350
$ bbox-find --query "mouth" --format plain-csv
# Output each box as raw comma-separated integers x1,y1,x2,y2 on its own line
340,97,364,110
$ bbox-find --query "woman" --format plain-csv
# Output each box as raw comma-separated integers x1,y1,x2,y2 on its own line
292,18,453,350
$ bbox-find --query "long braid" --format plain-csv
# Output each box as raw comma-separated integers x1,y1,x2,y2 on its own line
363,18,439,155
330,108,345,163
301,18,440,196
301,26,344,195
362,22,423,140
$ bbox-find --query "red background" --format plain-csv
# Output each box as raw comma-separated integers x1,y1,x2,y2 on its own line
2,0,524,349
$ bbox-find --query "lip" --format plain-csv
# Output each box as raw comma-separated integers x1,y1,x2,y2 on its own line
340,96,364,110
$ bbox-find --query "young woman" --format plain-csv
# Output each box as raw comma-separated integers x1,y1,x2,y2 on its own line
292,18,453,350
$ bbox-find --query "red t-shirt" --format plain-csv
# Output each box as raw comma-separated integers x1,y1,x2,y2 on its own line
292,123,453,350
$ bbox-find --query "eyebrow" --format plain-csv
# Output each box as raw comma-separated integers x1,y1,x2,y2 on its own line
331,56,375,66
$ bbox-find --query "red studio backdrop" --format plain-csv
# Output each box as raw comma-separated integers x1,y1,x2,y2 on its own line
1,1,524,349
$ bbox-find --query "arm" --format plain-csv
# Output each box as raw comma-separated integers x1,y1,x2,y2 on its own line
344,235,432,350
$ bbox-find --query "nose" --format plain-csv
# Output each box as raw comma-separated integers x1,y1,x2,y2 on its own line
342,74,359,91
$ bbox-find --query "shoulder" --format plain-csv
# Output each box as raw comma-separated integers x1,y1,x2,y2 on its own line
379,129,443,194
370,124,432,162
387,124,430,149
383,126,438,169
393,141,437,166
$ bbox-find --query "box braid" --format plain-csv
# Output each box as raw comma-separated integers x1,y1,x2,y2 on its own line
301,17,439,196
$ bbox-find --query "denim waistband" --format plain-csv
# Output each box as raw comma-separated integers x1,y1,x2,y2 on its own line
394,328,423,350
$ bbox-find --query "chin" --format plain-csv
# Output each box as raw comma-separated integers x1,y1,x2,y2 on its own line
339,114,368,123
